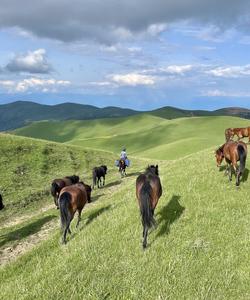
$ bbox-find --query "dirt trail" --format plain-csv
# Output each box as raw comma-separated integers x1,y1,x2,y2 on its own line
1,204,55,229
0,218,58,266
0,172,140,267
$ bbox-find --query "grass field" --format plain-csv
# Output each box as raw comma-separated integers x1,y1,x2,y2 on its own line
15,115,250,159
1,115,250,299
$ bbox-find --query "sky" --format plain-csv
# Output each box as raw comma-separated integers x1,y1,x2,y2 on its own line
0,0,250,111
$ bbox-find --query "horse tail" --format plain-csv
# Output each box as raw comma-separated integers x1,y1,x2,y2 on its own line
139,181,154,229
237,144,247,175
59,192,71,230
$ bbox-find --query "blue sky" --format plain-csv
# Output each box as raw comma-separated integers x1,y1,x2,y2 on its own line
0,0,250,110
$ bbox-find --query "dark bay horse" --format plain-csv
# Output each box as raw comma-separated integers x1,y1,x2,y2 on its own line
215,141,247,186
92,165,107,189
0,194,4,210
136,165,162,249
59,182,92,244
51,175,79,208
225,127,250,142
119,159,126,177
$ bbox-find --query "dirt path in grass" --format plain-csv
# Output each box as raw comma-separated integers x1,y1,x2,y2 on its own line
0,171,141,267
0,217,58,267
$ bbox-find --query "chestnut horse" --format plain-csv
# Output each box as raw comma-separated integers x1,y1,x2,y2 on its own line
51,175,79,208
59,182,92,244
215,141,247,186
136,165,162,249
225,127,250,142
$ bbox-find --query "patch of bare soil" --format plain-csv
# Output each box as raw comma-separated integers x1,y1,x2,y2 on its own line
0,218,58,267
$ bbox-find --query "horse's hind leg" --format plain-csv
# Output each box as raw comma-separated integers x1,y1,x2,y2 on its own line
142,225,148,249
76,210,82,228
103,176,105,186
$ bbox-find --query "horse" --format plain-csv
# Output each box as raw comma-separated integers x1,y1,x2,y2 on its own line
51,175,79,208
59,182,92,244
225,128,234,141
215,141,247,186
0,194,4,210
92,165,107,189
225,127,250,142
136,165,162,249
119,159,126,177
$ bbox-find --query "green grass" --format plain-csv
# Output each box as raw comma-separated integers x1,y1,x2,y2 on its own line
15,115,250,160
1,147,250,299
2,115,250,299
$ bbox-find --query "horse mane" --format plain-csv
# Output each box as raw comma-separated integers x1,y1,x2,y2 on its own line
145,165,159,176
65,175,79,184
216,144,225,154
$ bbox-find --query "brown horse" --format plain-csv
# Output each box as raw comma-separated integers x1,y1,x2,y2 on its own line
59,182,92,244
225,127,250,142
136,165,162,249
51,175,79,208
119,159,126,177
215,141,247,186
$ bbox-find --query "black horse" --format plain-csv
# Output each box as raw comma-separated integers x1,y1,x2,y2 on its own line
51,175,80,208
92,165,108,189
0,194,4,210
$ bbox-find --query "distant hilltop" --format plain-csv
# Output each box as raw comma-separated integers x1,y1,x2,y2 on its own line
1,100,250,131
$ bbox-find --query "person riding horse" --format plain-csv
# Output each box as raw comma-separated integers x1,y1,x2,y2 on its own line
120,147,128,163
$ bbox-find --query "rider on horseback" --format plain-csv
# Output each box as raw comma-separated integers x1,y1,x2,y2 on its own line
120,147,127,162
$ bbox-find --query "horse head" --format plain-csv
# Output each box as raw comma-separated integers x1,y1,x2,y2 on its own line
146,165,159,176
215,147,224,167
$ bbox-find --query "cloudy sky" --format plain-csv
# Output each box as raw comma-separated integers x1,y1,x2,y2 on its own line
0,0,250,110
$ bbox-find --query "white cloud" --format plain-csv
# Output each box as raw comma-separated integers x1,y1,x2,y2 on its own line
207,65,250,78
110,73,155,86
6,49,52,74
202,89,250,97
159,65,193,75
0,77,70,93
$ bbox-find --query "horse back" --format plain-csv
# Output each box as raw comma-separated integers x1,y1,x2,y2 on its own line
136,174,162,208
60,185,88,211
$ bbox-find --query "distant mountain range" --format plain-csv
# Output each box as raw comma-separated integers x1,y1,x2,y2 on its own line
0,101,250,131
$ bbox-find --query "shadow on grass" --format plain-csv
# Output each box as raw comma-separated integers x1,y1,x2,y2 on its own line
219,165,227,172
242,168,249,182
104,180,122,189
85,205,112,226
91,193,105,202
0,215,56,248
156,195,185,237
125,172,141,178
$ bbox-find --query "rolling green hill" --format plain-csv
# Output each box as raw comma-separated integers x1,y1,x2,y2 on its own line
15,115,250,160
0,101,139,131
1,140,250,299
2,100,250,131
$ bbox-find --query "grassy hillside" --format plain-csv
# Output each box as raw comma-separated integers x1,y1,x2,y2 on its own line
1,146,250,299
15,115,250,160
0,133,118,225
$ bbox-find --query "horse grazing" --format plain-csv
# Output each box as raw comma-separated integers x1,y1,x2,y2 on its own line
225,127,250,142
51,175,79,208
59,182,92,244
119,159,126,177
92,165,107,189
136,165,162,249
0,194,4,210
215,141,247,186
